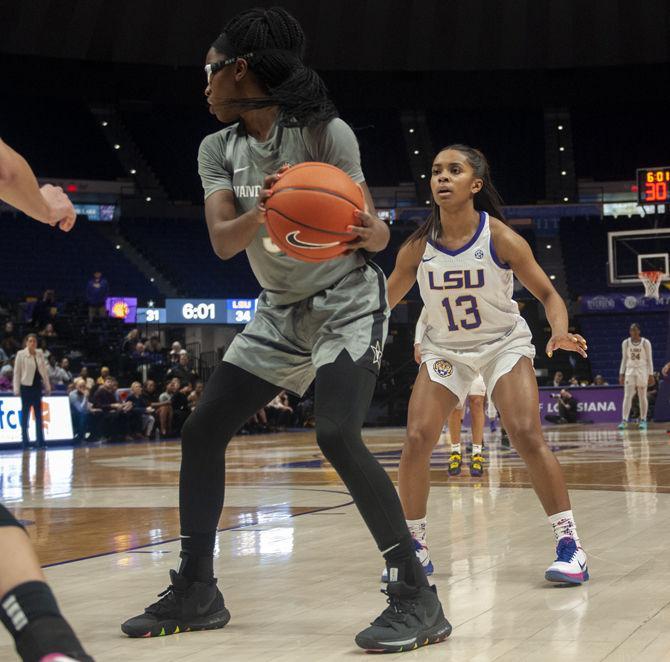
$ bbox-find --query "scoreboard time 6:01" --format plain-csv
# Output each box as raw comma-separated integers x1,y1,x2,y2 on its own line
164,299,258,324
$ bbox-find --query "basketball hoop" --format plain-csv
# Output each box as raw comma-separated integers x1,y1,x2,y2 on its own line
639,270,663,300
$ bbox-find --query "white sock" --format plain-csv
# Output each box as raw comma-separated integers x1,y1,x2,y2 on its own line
549,509,580,545
406,517,427,546
451,443,461,454
472,444,483,456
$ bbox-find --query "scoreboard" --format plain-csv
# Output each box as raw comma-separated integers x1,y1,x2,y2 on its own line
637,167,670,205
164,299,257,325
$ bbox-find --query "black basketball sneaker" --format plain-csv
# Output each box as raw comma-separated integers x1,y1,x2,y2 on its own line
121,570,230,638
355,581,451,653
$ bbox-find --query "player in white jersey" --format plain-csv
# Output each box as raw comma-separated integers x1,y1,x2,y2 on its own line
387,144,589,585
618,323,654,430
414,307,486,477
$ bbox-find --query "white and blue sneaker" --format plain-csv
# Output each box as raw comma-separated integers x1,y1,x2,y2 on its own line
382,538,434,582
545,537,589,585
639,419,648,430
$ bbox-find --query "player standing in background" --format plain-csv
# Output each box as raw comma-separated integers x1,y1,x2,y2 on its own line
121,7,451,653
0,138,91,662
415,307,485,478
618,323,654,430
387,144,590,585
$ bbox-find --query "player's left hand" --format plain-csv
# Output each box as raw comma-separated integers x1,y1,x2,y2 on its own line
546,333,588,358
345,209,389,253
649,374,656,386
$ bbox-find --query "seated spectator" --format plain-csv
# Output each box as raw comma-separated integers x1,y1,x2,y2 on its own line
147,379,171,437
549,371,564,388
266,390,293,429
647,372,660,419
145,335,166,380
0,366,12,391
86,271,109,321
39,322,58,341
568,376,579,387
122,328,141,355
69,377,93,442
91,376,129,441
0,345,8,369
78,366,95,391
167,352,199,387
1,321,21,358
544,389,578,424
592,374,608,386
188,380,204,411
159,377,191,436
48,356,72,387
126,381,156,438
131,341,153,382
96,366,110,386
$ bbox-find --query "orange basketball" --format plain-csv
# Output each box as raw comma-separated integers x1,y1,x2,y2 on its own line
265,162,364,262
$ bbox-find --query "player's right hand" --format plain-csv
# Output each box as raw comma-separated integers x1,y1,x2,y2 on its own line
40,184,77,232
257,164,291,218
619,374,624,385
413,343,421,365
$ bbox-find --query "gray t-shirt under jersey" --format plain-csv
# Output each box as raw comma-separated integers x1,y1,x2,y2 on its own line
198,118,368,305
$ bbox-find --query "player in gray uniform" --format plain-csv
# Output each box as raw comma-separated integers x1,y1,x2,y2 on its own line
122,7,450,654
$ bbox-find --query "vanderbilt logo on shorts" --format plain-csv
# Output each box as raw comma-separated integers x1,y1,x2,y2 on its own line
433,359,453,378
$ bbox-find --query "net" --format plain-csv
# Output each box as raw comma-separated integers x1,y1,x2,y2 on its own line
639,270,663,300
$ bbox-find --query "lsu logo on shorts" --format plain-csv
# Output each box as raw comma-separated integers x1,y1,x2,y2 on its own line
432,359,453,378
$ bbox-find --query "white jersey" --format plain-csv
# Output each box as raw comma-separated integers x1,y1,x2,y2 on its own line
619,337,653,376
417,212,529,351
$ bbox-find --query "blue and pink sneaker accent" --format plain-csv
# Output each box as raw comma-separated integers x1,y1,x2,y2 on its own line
545,537,589,585
381,537,434,582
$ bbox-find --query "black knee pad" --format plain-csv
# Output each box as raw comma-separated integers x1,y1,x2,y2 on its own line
0,503,24,530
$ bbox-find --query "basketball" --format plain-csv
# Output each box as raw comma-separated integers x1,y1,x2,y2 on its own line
265,162,365,262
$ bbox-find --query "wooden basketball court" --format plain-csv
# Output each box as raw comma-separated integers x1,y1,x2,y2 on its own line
2,424,670,661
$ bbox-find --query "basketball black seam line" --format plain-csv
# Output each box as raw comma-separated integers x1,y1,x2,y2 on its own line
271,185,362,209
266,206,357,238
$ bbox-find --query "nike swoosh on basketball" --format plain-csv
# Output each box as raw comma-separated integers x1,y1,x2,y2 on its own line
196,594,216,616
285,231,340,249
234,166,250,174
421,257,436,263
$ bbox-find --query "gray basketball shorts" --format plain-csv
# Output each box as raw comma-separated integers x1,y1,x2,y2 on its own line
223,262,389,396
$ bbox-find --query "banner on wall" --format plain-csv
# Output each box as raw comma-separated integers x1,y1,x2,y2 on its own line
579,293,670,313
0,395,74,445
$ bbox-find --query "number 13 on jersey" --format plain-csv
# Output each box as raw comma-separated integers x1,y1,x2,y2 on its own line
441,295,482,331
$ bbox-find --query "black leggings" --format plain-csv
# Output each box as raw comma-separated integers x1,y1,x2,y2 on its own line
179,351,410,555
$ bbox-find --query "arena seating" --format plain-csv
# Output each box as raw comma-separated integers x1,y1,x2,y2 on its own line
0,97,125,181
119,217,259,298
1,212,161,303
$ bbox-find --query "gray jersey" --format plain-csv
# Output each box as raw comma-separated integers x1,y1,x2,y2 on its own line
198,118,367,305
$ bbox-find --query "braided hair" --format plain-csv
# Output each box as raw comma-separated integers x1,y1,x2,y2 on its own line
406,144,506,246
212,6,338,127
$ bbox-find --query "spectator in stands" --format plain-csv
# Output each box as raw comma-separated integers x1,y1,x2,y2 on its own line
550,371,564,388
647,372,660,419
168,341,182,367
127,381,156,438
146,379,171,437
544,389,578,425
86,271,109,321
167,352,198,387
131,341,152,382
50,357,72,387
159,377,191,436
78,366,95,391
592,374,608,386
92,375,126,441
96,366,110,386
0,366,12,391
146,335,166,381
69,377,92,442
1,320,21,358
13,333,51,448
0,345,8,369
188,380,205,411
121,328,141,355
31,289,56,330
266,390,293,429
38,322,57,341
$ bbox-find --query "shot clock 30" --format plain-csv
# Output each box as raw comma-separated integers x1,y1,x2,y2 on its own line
637,166,670,205
165,299,258,324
